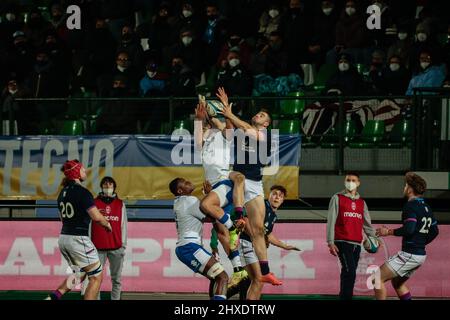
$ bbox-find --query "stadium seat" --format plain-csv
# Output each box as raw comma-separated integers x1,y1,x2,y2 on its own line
314,64,337,89
349,120,385,148
279,91,305,116
60,120,84,135
321,120,356,148
278,119,300,134
379,120,412,148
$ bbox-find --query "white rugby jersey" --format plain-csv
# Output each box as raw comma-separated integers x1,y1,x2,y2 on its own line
201,129,231,186
174,195,204,247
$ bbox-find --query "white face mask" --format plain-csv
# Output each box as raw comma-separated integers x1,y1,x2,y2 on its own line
182,10,193,18
229,58,240,68
420,62,430,70
398,32,408,40
147,70,156,78
322,8,333,16
389,63,400,72
345,7,356,16
6,13,16,21
102,188,114,196
345,181,358,192
181,36,192,46
8,89,18,95
268,9,279,18
339,62,349,72
117,65,127,72
416,32,427,42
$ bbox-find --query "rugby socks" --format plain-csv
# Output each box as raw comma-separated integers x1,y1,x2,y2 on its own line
228,250,242,272
234,207,244,220
218,213,233,229
213,295,227,300
50,290,63,300
259,260,270,275
399,292,412,300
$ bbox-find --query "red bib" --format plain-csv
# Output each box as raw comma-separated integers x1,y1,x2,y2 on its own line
91,198,123,250
334,194,365,243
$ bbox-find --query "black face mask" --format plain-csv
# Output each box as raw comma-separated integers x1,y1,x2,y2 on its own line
172,64,183,74
112,87,128,97
229,38,241,47
207,14,218,21
290,8,301,15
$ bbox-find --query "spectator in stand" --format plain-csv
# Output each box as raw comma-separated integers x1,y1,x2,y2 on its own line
148,2,177,58
258,3,282,39
1,75,31,134
278,0,311,74
201,2,228,68
165,27,205,78
380,55,411,95
325,53,365,96
367,50,386,94
307,0,339,68
217,30,252,69
167,55,197,118
0,5,24,48
387,25,414,69
97,51,141,97
140,59,169,97
84,18,118,80
250,31,289,78
23,7,52,48
44,30,71,81
171,1,203,42
405,50,446,96
117,24,145,70
409,23,441,74
49,2,69,42
327,0,369,65
5,31,35,82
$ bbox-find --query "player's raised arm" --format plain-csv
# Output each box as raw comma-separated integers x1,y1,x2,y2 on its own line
267,233,300,251
194,102,208,150
216,87,253,131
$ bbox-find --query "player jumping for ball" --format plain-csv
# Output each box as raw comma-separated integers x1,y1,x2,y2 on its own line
375,172,439,300
169,177,229,300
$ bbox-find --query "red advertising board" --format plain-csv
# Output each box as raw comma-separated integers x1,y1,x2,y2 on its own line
0,222,448,297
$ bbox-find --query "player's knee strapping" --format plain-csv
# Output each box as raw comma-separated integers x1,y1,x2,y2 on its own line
85,261,103,278
207,262,225,279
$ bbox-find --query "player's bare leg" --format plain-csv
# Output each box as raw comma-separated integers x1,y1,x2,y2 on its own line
245,262,264,300
82,261,104,300
203,257,229,300
245,196,266,261
392,276,412,300
214,222,230,255
229,172,246,227
374,263,396,300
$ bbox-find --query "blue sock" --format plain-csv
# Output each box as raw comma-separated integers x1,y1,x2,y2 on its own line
213,295,226,300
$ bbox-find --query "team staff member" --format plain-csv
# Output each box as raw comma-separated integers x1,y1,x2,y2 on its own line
47,160,112,300
91,176,128,300
326,172,376,300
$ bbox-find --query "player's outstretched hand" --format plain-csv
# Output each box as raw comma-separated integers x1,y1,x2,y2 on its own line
328,243,339,256
376,226,390,237
216,87,229,107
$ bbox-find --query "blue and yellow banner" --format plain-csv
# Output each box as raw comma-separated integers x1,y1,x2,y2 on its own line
0,134,301,200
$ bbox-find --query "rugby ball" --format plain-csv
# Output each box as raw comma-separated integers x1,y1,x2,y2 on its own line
206,100,224,117
363,235,380,254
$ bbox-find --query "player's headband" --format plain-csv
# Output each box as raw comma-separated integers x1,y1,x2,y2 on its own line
63,160,83,180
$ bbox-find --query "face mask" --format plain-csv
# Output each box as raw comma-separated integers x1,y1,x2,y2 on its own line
208,14,217,21
102,188,114,196
268,9,279,18
398,32,408,40
8,89,18,95
420,62,430,70
182,10,192,18
322,8,333,16
147,70,156,78
290,8,301,15
229,58,240,68
339,62,349,72
345,7,356,16
443,84,450,88
172,64,182,74
416,32,427,42
182,36,192,46
6,13,16,21
389,63,400,72
345,181,358,192
117,65,127,72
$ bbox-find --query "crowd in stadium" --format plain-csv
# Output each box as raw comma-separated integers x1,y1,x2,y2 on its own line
1,0,449,132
